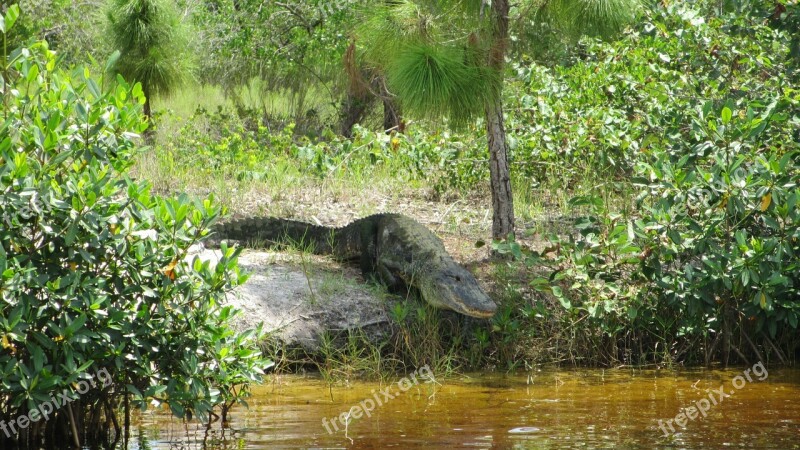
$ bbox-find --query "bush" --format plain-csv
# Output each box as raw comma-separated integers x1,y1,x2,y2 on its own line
0,11,270,449
494,0,800,366
505,0,796,187
632,98,799,354
497,96,799,366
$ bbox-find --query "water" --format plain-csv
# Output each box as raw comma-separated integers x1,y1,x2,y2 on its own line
126,367,800,449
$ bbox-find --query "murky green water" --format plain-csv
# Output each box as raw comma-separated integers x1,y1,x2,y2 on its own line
126,367,800,449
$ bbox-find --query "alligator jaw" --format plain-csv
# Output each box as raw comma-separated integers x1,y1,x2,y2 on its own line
458,302,497,319
446,289,497,319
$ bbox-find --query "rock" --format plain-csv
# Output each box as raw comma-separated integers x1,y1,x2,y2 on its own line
191,248,396,351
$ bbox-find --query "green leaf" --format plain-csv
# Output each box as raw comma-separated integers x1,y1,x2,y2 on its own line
5,5,19,30
551,286,571,309
779,152,792,173
65,314,88,336
748,120,769,139
734,230,747,247
87,78,102,99
65,222,78,246
0,4,17,33
667,228,683,245
26,63,39,83
105,50,121,74
721,107,732,124
46,149,73,168
75,360,94,375
768,274,788,286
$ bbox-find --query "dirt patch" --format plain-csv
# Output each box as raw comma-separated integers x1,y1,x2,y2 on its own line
191,247,399,351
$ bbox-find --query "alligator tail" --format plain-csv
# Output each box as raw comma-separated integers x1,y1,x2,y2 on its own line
209,217,337,255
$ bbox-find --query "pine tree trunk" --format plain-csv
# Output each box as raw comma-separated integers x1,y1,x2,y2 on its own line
486,0,515,240
142,89,153,141
143,99,151,121
486,100,515,240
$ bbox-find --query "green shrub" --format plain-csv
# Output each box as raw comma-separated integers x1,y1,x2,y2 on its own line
633,98,799,345
492,0,800,366
0,13,270,449
497,95,799,366
505,0,795,187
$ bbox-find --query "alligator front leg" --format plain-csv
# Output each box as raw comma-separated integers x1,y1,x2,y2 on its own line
359,249,376,276
357,218,379,276
375,257,406,291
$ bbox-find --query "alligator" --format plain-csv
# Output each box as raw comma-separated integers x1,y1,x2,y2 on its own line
209,213,497,318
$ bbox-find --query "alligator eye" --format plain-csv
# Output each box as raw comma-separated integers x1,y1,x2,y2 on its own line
455,275,461,282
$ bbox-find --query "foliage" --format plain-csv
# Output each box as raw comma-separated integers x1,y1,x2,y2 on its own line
512,100,800,365
153,104,495,196
541,0,642,38
504,0,796,185
3,0,104,65
1,1,66,49
494,1,800,365
0,20,270,448
354,0,494,127
633,99,799,341
189,0,354,119
355,0,642,127
386,43,495,127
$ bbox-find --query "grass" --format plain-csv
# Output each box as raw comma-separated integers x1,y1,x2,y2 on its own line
154,83,233,118
152,78,338,138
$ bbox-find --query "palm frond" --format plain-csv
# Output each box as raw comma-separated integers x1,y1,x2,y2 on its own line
386,43,495,127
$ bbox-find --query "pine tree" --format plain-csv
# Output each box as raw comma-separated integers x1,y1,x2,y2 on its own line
355,0,641,240
107,0,191,119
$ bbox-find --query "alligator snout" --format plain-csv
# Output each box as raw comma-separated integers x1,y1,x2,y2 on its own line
429,267,497,319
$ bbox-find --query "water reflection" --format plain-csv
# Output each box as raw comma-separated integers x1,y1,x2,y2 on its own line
123,368,800,449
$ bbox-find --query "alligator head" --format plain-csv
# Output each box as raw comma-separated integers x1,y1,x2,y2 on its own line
374,214,497,318
415,261,497,319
